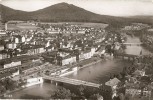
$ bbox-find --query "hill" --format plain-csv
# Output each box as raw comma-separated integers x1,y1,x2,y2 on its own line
0,3,126,23
0,3,153,25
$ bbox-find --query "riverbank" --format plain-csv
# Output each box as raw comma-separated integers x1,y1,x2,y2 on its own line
0,57,104,98
125,35,152,55
59,57,104,77
0,86,26,98
141,43,153,53
0,77,43,98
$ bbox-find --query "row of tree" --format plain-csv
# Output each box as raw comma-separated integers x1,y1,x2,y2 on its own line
50,84,113,100
0,78,26,95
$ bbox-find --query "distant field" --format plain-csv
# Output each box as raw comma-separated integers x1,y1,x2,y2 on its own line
41,22,108,28
7,23,39,31
6,22,108,31
76,22,108,28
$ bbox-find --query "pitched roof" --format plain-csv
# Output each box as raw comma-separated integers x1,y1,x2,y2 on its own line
132,69,144,76
105,78,121,87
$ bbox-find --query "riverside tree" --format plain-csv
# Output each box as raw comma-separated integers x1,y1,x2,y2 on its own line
50,87,76,99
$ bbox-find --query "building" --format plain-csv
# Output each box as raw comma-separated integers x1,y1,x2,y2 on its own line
0,45,4,51
132,69,145,77
79,49,93,61
26,45,46,55
3,61,21,69
0,50,10,59
6,43,17,49
105,78,121,98
125,87,151,98
0,30,6,36
62,55,76,66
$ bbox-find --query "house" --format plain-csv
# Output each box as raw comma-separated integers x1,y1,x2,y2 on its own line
3,61,21,69
105,78,121,98
0,30,6,36
77,30,86,34
0,45,4,51
62,55,76,66
105,78,121,87
0,50,10,59
16,50,28,56
46,45,55,52
26,45,46,55
79,49,92,61
95,45,105,56
6,42,17,49
42,50,58,64
125,75,152,99
132,69,145,77
125,75,138,84
125,86,151,98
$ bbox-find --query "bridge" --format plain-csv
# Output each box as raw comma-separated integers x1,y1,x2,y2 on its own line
118,43,142,46
114,53,139,61
42,74,101,88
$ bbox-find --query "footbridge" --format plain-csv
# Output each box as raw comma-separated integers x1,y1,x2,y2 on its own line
114,53,139,61
119,43,142,46
42,74,101,88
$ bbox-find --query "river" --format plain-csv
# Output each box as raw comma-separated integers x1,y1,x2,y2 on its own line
125,35,152,55
6,35,152,99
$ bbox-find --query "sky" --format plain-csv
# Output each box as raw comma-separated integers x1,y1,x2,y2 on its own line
1,0,153,16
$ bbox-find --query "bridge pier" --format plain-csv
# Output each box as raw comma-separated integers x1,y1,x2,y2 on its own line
50,80,53,84
115,53,138,63
122,56,124,60
55,82,58,86
50,80,60,86
128,57,130,61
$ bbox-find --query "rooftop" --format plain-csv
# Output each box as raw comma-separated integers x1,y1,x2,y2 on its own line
0,55,39,65
105,78,121,87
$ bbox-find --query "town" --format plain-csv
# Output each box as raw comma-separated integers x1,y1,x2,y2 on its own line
1,0,153,99
0,19,153,100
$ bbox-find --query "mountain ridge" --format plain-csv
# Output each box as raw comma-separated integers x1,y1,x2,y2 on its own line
0,3,153,25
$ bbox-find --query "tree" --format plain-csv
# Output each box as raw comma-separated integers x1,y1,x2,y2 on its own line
139,76,151,97
5,78,17,90
78,85,86,96
18,79,26,87
89,93,103,100
0,84,6,94
99,85,112,100
124,94,132,100
118,93,125,100
50,87,76,99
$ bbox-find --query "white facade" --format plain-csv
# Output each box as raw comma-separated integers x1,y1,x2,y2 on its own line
12,70,20,77
79,51,92,61
26,77,43,87
39,48,45,53
28,47,45,55
91,47,96,56
0,30,6,35
126,89,151,97
78,30,85,34
4,61,21,69
46,41,50,47
6,43,17,49
62,56,76,65
21,36,26,42
0,54,2,60
15,38,19,43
